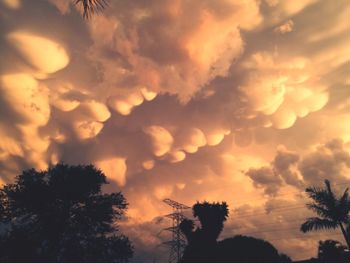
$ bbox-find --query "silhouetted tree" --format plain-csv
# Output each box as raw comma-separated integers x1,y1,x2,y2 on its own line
279,253,293,263
179,201,228,263
0,163,133,263
218,235,291,263
300,180,350,248
192,201,229,242
318,239,349,263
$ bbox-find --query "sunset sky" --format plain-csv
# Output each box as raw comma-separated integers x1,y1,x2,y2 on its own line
1,0,350,261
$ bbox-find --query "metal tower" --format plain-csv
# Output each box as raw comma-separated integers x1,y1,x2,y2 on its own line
162,198,191,263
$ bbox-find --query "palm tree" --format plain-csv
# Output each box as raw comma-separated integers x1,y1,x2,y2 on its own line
300,180,350,248
75,0,109,18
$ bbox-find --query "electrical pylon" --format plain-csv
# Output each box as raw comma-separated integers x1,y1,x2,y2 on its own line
162,198,190,263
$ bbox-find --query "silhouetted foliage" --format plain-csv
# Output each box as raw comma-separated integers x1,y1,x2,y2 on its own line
179,201,291,263
279,253,293,263
300,180,350,248
0,163,133,263
75,0,109,18
179,201,228,262
192,201,229,241
318,239,349,263
218,236,292,263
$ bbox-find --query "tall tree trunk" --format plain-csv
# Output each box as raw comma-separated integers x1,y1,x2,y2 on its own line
339,222,350,249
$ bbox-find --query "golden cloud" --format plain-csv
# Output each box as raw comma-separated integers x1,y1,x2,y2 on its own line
7,31,69,74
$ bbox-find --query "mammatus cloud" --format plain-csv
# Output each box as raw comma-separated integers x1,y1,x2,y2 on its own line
7,31,69,75
86,0,262,101
238,52,328,129
1,0,350,261
96,157,127,186
0,73,51,170
144,125,174,157
1,0,21,10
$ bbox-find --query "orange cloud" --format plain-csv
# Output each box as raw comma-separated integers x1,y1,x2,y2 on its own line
7,31,69,75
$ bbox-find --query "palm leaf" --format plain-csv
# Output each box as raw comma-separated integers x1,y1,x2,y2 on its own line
305,180,338,213
75,0,109,18
300,217,338,233
339,188,350,208
306,203,333,219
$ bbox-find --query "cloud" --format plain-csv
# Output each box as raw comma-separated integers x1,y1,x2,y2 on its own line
246,139,350,196
0,73,50,125
49,82,81,112
108,87,157,116
298,139,350,185
238,52,328,129
245,166,283,196
96,157,127,186
176,128,207,154
1,0,21,9
0,73,51,169
1,0,350,261
262,0,319,26
274,20,294,34
86,0,262,102
7,31,69,75
144,126,174,157
273,147,303,187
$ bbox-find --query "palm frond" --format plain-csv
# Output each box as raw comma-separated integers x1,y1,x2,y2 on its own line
75,0,109,19
325,179,336,203
306,203,333,219
305,180,337,211
300,217,338,233
339,188,350,206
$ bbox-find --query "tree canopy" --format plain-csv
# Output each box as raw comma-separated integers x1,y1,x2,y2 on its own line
318,239,349,263
300,180,350,248
0,163,133,263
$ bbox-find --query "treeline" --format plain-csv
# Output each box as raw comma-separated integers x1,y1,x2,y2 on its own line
1,164,350,263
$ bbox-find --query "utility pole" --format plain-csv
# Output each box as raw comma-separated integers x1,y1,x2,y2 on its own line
162,199,190,263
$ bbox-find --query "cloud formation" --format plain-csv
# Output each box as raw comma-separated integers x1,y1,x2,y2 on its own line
1,0,350,261
245,139,350,195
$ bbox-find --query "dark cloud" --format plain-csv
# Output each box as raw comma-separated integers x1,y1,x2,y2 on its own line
245,166,283,196
299,139,350,185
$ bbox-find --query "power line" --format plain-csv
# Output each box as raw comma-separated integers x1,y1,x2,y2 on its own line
268,232,343,242
226,223,342,241
230,228,344,242
234,204,309,218
235,225,345,237
232,181,350,207
236,226,300,236
229,216,307,230
231,181,350,217
232,190,306,207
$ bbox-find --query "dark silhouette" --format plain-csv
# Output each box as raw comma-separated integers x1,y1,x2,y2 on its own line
0,163,133,263
317,239,349,263
218,236,292,263
179,201,228,262
75,0,109,18
179,201,291,263
300,180,350,248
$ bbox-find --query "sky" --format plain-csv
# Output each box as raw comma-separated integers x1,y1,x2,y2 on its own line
1,0,350,261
